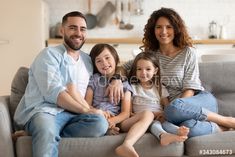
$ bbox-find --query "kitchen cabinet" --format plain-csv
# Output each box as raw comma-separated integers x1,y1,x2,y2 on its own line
0,0,48,95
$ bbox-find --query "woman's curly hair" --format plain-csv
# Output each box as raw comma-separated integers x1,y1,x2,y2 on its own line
141,7,192,51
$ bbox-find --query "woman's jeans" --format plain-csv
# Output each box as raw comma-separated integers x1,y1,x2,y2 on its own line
164,91,219,137
25,111,108,157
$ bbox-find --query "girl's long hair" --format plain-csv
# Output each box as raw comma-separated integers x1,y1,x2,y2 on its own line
129,52,162,97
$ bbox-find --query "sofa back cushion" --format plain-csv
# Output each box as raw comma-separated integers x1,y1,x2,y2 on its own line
199,61,235,117
9,67,29,118
9,62,235,119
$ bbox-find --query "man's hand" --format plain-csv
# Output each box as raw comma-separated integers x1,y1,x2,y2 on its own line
105,79,124,105
87,108,104,116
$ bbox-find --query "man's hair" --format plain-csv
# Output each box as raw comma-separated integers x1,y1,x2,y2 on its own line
62,11,87,25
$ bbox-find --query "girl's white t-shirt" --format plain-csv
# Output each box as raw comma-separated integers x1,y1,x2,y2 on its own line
131,84,169,113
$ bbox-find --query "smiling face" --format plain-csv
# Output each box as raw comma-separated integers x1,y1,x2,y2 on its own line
155,17,175,46
95,48,116,78
61,16,87,51
136,59,158,87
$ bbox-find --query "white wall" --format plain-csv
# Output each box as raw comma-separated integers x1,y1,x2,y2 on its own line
0,0,46,95
45,0,235,39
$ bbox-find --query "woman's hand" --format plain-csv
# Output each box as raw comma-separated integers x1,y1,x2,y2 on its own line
105,79,124,105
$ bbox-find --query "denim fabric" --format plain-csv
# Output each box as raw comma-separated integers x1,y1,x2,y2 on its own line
61,113,108,137
150,120,179,139
14,44,93,128
25,111,108,157
164,91,219,137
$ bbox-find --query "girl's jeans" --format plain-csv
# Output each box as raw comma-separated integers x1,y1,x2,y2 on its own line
25,111,108,157
150,120,180,139
164,91,219,137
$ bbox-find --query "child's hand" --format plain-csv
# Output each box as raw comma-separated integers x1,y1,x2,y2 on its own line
108,119,116,129
106,126,120,135
154,111,165,123
102,111,111,119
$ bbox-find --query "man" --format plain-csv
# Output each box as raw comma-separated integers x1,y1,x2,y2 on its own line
14,11,109,157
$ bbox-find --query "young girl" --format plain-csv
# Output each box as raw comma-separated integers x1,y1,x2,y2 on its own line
85,43,133,135
116,52,189,157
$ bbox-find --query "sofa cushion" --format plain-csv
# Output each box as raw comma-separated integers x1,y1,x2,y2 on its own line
199,62,235,117
9,67,29,118
16,133,184,157
185,131,235,156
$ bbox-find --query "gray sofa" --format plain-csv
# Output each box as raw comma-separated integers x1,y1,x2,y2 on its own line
1,61,235,157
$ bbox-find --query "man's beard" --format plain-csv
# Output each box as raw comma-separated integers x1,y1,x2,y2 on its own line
64,35,85,51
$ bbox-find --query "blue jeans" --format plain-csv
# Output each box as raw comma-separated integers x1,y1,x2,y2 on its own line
164,91,219,137
150,120,180,139
25,111,108,157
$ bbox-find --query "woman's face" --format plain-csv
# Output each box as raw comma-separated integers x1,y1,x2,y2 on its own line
95,48,116,78
154,17,175,46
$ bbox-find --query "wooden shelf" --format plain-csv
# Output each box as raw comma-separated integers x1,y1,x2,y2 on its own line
193,39,235,44
47,38,235,45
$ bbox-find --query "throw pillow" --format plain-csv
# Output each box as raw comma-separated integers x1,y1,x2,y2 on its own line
9,67,29,118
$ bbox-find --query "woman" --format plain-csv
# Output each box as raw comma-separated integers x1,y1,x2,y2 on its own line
123,7,235,137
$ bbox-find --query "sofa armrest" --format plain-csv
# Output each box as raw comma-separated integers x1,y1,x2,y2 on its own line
0,96,15,157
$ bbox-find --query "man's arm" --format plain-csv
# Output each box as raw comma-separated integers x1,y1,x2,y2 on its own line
105,64,130,104
66,83,90,109
57,90,90,113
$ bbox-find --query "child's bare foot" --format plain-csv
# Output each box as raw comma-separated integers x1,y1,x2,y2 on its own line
177,126,189,136
160,133,188,146
115,143,139,157
12,130,28,141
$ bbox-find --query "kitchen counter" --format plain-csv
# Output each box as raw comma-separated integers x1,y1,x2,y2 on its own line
47,38,235,45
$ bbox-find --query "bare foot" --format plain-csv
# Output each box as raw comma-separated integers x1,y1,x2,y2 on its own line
177,126,189,136
160,133,188,146
115,143,139,157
